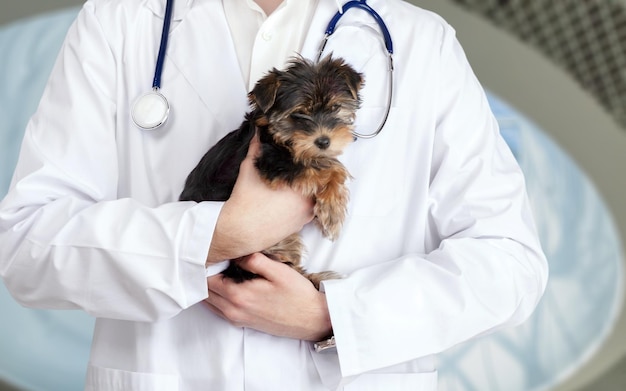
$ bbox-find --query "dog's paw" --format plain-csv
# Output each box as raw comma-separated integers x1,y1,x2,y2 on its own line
314,193,348,241
317,215,343,240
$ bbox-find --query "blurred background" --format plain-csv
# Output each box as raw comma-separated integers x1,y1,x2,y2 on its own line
1,0,625,390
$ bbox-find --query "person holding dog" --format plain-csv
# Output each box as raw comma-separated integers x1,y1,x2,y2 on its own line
0,0,548,390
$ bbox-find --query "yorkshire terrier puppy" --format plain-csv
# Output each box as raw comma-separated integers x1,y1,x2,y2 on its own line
180,56,363,289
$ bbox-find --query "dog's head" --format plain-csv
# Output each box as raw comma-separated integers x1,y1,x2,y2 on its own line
249,56,363,164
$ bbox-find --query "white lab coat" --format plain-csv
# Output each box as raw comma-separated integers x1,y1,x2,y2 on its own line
0,0,548,390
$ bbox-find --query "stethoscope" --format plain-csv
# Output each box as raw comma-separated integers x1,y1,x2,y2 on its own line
132,0,394,139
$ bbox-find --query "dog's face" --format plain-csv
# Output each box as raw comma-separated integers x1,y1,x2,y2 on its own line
249,56,363,164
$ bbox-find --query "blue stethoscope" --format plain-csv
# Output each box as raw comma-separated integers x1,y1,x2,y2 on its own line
132,0,394,139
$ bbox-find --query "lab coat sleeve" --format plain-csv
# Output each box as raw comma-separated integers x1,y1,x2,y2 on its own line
0,4,217,322
320,23,549,377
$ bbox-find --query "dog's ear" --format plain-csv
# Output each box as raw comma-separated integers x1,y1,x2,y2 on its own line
341,65,364,103
322,56,364,102
249,71,281,113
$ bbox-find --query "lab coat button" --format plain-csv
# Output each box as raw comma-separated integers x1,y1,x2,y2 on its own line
262,31,273,41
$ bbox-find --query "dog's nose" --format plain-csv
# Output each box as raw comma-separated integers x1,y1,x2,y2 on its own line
315,136,331,150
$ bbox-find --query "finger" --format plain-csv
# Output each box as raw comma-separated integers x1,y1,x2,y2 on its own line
207,273,233,298
203,298,225,318
205,289,229,313
204,298,245,328
238,140,262,183
246,131,261,159
205,277,238,319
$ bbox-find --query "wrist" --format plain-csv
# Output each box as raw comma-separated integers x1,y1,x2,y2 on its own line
306,292,333,341
206,200,252,265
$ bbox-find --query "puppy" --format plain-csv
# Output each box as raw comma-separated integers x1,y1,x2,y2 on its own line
180,56,363,289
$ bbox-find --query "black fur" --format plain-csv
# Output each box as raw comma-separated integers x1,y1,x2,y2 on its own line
179,112,309,281
178,118,300,281
179,56,362,283
179,115,255,203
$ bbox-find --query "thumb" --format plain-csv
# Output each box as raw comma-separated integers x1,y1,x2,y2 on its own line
237,133,261,182
237,253,286,282
246,131,260,159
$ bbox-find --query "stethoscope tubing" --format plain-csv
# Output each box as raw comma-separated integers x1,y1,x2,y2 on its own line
131,0,175,130
325,0,393,55
153,0,174,90
318,0,394,139
134,0,394,138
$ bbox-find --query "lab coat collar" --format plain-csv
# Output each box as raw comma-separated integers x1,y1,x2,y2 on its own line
334,0,348,12
151,0,248,123
145,0,194,20
140,0,385,111
300,0,389,59
144,0,346,18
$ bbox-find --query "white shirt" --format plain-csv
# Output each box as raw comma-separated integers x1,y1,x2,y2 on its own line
224,0,344,90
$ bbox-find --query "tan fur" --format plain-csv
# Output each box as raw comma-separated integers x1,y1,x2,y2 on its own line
249,56,363,288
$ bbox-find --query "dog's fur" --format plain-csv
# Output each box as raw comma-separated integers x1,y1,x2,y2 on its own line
179,56,363,289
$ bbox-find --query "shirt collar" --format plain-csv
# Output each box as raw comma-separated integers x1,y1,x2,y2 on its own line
147,0,347,19
241,0,347,14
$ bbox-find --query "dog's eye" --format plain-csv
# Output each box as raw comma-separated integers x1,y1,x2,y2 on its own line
330,104,342,112
291,112,313,122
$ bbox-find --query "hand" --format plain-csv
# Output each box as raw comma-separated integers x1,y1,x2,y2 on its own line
206,135,314,264
205,253,333,341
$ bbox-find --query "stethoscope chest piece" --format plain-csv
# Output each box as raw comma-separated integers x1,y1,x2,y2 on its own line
132,0,393,137
131,89,170,130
